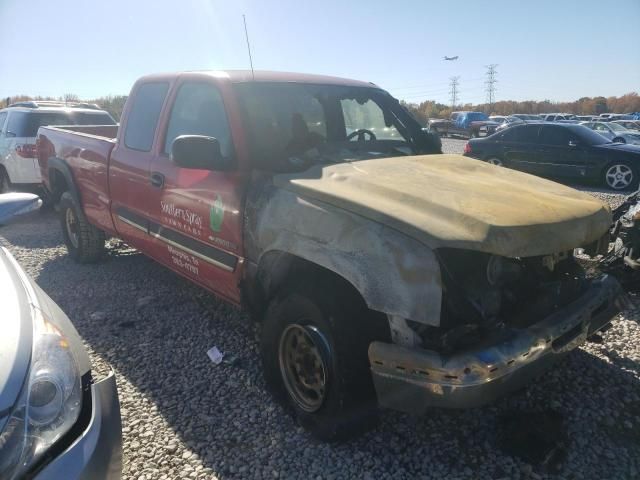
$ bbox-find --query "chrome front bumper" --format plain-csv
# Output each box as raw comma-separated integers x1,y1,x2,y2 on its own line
369,275,623,414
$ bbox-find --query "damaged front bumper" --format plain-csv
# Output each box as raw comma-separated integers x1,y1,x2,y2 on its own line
369,275,623,414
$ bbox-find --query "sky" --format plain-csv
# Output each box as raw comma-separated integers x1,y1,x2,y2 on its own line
1,0,639,105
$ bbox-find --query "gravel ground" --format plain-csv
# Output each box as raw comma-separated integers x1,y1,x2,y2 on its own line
1,156,639,478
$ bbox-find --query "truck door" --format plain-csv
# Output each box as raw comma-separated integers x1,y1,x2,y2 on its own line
109,81,170,250
144,80,245,304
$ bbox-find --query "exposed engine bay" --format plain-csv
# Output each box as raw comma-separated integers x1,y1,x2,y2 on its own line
596,190,640,288
411,248,589,353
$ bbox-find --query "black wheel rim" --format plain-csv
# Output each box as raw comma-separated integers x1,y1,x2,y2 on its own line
278,324,330,413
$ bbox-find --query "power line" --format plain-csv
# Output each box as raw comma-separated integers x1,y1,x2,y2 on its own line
485,64,498,110
449,76,460,109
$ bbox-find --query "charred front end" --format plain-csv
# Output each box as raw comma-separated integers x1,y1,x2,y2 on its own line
369,249,623,414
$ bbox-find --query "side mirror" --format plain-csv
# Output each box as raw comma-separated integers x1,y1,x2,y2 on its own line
171,135,231,171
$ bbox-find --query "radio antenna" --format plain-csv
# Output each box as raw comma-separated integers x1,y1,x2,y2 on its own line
242,14,255,80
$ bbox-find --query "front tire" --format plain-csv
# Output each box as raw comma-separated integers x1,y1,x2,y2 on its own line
59,191,106,263
603,162,637,191
613,137,626,144
260,274,389,441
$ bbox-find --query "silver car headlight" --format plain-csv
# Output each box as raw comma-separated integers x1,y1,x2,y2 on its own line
0,305,82,479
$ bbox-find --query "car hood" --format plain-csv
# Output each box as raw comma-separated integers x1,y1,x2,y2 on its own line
595,142,640,153
0,248,32,418
273,154,612,257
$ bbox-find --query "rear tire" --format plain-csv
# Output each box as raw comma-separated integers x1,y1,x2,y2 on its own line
59,191,106,263
603,162,637,191
487,157,504,167
0,168,11,193
260,274,389,442
613,137,626,144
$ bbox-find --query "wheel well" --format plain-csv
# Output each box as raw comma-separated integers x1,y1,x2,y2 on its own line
247,251,369,322
49,168,70,203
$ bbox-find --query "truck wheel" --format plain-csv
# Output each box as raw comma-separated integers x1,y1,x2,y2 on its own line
59,192,106,263
0,169,11,193
260,275,389,441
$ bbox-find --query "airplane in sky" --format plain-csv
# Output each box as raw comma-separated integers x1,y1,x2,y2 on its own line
443,56,459,61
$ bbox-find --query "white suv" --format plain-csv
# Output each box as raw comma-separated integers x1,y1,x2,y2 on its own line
0,101,116,192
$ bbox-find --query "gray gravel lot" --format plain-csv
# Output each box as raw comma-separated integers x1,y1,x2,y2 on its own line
1,145,639,479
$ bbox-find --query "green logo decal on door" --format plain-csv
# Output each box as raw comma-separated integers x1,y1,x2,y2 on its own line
210,195,225,232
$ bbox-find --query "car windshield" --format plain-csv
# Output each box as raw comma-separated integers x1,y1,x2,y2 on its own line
608,122,628,132
235,82,428,171
573,125,614,145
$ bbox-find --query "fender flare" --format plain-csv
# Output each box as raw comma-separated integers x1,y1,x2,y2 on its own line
47,157,87,221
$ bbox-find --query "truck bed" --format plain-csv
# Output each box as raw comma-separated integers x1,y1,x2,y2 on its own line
37,125,119,233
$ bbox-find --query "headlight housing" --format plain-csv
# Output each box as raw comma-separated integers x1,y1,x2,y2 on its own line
0,304,82,479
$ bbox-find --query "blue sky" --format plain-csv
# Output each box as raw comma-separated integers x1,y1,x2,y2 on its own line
1,0,639,104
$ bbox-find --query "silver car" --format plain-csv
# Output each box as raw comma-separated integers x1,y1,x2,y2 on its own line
581,121,640,145
0,193,122,479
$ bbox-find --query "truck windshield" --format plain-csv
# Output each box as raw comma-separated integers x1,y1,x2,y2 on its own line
467,112,489,121
234,82,426,171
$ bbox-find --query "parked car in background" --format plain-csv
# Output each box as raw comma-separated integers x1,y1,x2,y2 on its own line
36,70,622,441
0,102,116,194
542,113,578,122
429,111,499,138
489,115,508,124
464,122,640,190
0,193,122,479
495,115,543,132
512,114,543,121
576,115,596,122
599,113,615,121
581,121,640,145
612,120,640,132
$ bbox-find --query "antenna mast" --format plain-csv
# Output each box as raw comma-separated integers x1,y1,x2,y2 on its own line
242,14,255,80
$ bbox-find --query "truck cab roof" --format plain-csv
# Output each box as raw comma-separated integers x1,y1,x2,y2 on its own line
135,70,379,88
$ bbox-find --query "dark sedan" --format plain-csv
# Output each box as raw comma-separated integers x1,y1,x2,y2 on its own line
463,123,640,190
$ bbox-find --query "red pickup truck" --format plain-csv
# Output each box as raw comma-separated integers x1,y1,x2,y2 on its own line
38,70,622,441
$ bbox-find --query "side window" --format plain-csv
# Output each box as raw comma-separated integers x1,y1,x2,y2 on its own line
519,125,541,143
340,98,401,140
164,82,232,156
539,126,570,146
124,82,169,151
499,126,519,142
0,112,7,133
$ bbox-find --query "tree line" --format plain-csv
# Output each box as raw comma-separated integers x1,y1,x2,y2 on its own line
6,91,640,126
402,92,640,125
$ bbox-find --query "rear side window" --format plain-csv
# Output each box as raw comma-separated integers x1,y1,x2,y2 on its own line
6,112,28,136
518,125,541,143
124,82,169,151
540,126,572,146
163,82,232,156
24,112,74,137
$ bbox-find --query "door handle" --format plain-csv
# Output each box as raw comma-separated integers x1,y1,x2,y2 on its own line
150,172,165,188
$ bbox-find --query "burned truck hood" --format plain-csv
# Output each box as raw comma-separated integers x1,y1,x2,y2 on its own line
273,154,611,257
